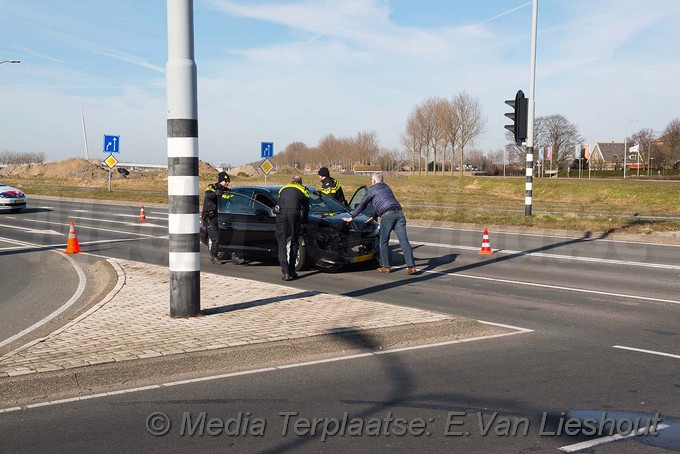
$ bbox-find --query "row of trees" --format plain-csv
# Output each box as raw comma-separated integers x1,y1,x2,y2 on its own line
271,131,406,172
0,151,46,165
270,91,488,175
267,89,680,175
401,92,486,176
627,119,680,170
501,115,680,173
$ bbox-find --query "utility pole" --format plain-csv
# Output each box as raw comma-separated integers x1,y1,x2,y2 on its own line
81,109,89,160
167,0,200,317
525,0,538,216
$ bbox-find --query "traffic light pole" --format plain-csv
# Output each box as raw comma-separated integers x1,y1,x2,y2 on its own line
167,0,200,317
525,0,538,216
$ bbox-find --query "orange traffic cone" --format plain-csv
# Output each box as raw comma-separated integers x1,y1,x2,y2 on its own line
138,205,148,222
64,221,82,254
479,228,493,255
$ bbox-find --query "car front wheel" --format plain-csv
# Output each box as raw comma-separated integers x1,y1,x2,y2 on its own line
287,235,307,271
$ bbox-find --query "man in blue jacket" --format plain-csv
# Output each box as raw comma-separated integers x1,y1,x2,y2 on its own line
342,172,416,275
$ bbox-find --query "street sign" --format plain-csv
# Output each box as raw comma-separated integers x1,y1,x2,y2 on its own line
261,142,273,158
260,158,273,175
104,154,118,168
104,135,120,153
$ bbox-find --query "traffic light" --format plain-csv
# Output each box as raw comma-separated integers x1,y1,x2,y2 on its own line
505,90,528,145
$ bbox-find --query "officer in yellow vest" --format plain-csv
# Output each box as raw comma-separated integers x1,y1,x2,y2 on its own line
276,176,309,281
317,166,347,205
202,171,231,264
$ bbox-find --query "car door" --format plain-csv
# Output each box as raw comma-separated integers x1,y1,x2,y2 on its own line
347,185,375,218
217,192,276,254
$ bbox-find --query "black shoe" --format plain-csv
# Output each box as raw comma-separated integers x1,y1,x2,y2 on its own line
289,273,299,280
210,255,221,264
231,253,245,265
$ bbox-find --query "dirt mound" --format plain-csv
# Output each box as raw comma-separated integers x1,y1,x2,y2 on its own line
0,159,107,179
0,158,218,182
226,164,259,177
199,161,218,175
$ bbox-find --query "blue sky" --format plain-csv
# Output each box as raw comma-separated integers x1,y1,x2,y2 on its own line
1,0,679,166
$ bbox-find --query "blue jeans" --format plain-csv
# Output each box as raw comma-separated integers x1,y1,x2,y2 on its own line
379,210,415,268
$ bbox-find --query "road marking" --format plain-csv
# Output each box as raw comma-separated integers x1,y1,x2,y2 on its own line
407,239,680,271
421,269,680,305
0,237,87,350
612,345,680,359
409,225,680,248
559,424,669,452
114,213,167,221
0,220,165,239
67,215,165,228
0,223,62,235
0,321,533,412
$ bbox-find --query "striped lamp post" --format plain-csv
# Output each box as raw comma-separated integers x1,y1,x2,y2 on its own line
167,0,200,317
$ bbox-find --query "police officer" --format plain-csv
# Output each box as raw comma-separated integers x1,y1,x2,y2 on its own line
202,171,231,264
317,166,347,205
276,175,309,281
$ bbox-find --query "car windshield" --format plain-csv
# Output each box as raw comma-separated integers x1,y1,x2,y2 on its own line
309,191,350,215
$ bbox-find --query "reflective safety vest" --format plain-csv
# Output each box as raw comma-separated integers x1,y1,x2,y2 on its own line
278,183,310,199
205,185,233,200
320,178,342,196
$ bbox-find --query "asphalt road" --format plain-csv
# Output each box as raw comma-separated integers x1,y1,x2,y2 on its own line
0,237,80,349
0,196,678,453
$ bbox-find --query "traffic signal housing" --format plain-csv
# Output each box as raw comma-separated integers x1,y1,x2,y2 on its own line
505,90,528,145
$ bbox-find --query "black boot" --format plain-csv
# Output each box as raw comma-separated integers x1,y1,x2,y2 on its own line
231,252,245,265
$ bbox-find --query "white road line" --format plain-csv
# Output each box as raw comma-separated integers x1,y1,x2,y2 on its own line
612,345,680,359
0,223,61,235
0,259,126,363
0,322,533,412
0,220,165,239
0,236,165,252
67,215,165,228
408,239,680,271
0,237,87,350
421,269,680,305
114,213,167,221
559,424,669,452
409,225,680,248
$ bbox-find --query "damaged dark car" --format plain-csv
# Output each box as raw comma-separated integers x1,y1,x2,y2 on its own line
199,185,379,272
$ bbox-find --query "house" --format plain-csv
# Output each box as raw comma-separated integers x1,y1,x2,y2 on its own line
588,142,625,170
352,164,382,175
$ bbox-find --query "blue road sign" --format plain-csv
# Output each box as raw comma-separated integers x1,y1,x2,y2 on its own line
261,142,274,158
104,135,120,153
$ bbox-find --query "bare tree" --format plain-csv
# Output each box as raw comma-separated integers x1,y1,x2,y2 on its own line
533,114,582,170
412,100,435,175
661,118,680,167
630,128,657,172
441,98,460,175
285,141,308,169
400,122,420,175
0,151,46,165
354,130,380,165
505,130,525,163
453,91,486,176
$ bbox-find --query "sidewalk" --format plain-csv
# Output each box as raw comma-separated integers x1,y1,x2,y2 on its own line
0,259,484,380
